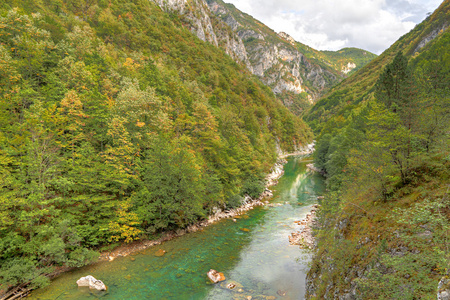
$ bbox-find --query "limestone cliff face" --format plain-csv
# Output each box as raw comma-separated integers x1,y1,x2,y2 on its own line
207,1,340,102
342,62,357,74
151,0,357,105
152,0,218,46
153,0,252,69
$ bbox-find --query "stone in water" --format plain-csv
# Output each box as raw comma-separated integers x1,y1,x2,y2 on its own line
76,275,107,291
155,249,166,257
207,269,225,283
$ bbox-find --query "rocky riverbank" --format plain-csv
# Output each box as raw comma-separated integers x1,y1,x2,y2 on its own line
102,157,291,262
289,204,320,249
278,143,314,159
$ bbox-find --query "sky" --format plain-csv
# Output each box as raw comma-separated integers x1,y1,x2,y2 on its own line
223,0,443,54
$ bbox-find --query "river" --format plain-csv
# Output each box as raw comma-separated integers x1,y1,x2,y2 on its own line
30,157,325,300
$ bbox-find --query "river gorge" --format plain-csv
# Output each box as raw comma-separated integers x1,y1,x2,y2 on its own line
31,157,325,300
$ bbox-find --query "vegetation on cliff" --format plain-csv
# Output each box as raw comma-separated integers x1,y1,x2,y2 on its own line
306,2,450,298
0,0,312,291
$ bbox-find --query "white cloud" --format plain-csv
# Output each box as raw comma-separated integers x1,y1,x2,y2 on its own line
223,0,443,54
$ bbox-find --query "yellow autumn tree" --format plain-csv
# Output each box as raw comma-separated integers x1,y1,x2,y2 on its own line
109,199,141,243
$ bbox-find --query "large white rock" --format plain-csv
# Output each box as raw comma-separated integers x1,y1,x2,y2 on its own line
207,269,225,283
76,275,107,291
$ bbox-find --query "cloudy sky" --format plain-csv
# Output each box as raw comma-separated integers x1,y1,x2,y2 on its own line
223,0,443,54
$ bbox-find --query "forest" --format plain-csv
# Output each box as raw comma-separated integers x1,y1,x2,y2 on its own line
0,0,312,290
307,5,450,298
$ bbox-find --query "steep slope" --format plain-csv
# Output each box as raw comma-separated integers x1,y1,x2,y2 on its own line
305,2,450,299
152,0,376,115
305,0,449,134
0,0,312,294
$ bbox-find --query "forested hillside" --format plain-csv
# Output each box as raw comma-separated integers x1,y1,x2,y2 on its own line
305,0,449,134
0,0,312,292
319,48,376,76
153,0,376,116
306,1,450,298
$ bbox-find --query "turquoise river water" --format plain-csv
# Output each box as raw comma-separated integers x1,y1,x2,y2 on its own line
30,157,325,300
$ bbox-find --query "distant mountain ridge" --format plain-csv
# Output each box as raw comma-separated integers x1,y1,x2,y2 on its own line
152,0,376,114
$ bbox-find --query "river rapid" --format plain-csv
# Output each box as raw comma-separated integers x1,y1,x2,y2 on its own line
31,157,325,300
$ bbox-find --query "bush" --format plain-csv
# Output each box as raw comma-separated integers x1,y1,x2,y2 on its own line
241,178,264,199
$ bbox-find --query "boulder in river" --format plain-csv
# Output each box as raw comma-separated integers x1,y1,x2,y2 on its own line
207,269,226,283
154,249,166,257
76,275,107,291
227,282,236,289
220,280,243,290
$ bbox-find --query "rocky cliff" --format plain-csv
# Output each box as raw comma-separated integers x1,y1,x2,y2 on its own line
151,0,376,114
152,0,252,69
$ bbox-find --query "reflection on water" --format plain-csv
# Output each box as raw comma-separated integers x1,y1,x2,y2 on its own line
31,157,325,300
290,173,306,200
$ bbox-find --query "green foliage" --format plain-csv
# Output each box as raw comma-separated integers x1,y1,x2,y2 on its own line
357,195,450,299
308,15,450,299
0,0,313,289
313,133,331,171
135,136,211,232
277,91,312,115
241,177,265,199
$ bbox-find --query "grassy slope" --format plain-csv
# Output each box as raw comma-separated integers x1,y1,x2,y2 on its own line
320,47,377,75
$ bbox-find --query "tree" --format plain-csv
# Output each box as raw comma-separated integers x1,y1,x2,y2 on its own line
108,199,141,243
102,116,138,195
114,77,170,141
346,102,409,199
135,136,207,233
413,40,450,154
375,51,419,131
314,133,332,173
59,90,88,164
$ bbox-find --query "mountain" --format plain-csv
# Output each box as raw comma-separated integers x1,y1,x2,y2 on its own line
0,0,312,293
319,48,377,75
152,0,376,115
305,1,450,298
305,0,449,134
